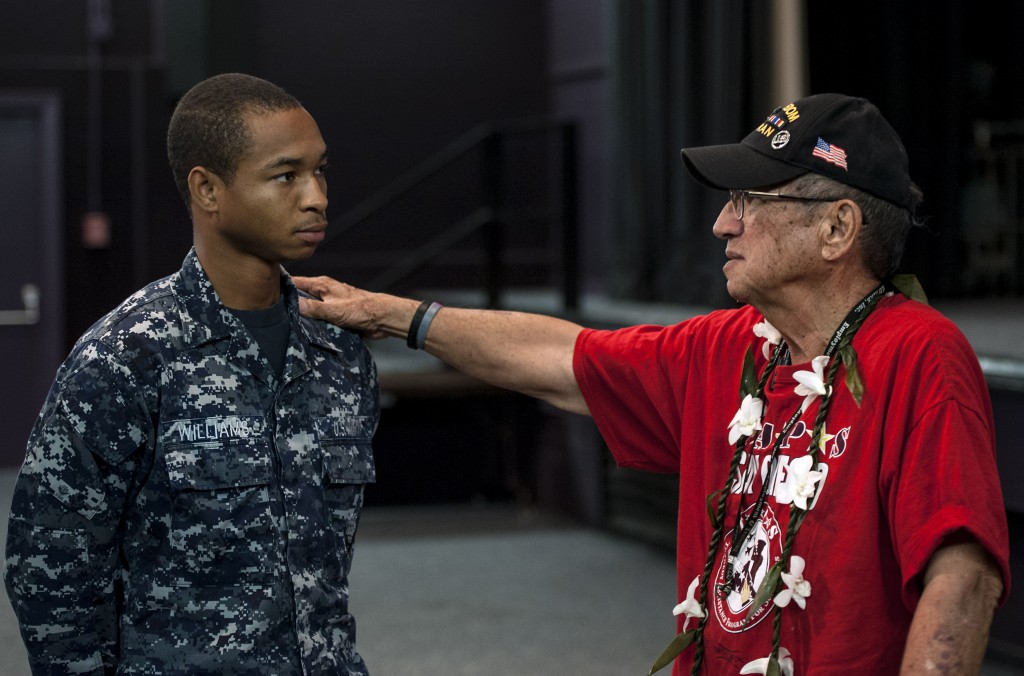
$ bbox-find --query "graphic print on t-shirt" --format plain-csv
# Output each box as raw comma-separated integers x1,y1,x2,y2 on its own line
711,420,845,632
713,502,783,632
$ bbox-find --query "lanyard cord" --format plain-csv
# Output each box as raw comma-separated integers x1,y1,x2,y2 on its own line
722,282,890,589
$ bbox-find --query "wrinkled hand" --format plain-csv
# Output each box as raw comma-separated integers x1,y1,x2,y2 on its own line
293,276,390,339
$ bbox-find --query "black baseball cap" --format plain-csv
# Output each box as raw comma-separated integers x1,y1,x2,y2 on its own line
680,93,914,210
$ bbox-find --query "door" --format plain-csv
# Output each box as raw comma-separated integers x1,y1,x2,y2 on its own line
0,92,64,468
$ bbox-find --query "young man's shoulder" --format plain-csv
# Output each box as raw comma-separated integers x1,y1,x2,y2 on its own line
72,274,186,363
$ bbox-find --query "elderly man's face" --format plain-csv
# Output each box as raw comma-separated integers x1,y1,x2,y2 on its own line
711,184,825,307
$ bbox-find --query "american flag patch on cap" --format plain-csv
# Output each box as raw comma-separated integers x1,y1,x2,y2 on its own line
812,137,848,170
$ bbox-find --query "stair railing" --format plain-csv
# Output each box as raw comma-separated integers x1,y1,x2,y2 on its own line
295,117,578,311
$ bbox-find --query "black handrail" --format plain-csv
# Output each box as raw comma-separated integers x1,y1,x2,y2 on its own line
322,124,492,245
301,116,578,311
367,207,496,291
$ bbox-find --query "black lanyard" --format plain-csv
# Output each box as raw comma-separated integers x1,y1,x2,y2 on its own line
723,282,890,588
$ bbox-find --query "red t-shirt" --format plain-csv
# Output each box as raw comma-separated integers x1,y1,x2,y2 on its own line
574,295,1010,675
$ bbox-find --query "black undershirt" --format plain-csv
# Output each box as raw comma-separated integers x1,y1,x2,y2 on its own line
230,295,290,380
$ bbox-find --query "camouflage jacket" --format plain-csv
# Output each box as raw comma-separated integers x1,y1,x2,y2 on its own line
4,250,379,675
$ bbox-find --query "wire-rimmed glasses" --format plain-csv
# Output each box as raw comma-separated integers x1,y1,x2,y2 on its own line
728,189,846,220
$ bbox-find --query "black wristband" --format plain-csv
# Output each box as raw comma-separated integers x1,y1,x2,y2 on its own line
406,300,432,349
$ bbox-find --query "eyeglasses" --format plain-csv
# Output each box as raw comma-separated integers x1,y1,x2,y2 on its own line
728,190,846,220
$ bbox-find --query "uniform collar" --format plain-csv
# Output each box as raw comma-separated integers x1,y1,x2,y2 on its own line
171,248,342,356
171,249,240,348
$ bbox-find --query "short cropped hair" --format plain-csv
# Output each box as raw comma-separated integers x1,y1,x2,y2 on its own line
788,173,924,279
167,73,302,208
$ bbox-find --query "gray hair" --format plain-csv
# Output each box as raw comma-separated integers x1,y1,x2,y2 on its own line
787,173,924,279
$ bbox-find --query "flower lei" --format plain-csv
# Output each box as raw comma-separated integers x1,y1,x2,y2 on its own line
647,279,920,676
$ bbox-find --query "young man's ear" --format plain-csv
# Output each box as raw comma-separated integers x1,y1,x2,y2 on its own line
187,167,224,214
820,199,863,262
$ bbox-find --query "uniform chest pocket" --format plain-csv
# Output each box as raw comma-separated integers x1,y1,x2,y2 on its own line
163,425,280,587
318,414,376,583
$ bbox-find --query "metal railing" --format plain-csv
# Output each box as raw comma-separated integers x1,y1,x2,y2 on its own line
294,117,579,311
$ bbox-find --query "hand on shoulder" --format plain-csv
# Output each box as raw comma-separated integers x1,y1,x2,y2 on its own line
293,276,395,339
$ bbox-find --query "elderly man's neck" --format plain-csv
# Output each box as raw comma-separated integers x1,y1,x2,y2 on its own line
759,273,883,365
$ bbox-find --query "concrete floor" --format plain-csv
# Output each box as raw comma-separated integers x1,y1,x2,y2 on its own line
0,469,681,675
1,476,1022,675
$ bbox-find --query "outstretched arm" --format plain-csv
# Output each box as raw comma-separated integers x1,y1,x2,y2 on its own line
294,276,590,415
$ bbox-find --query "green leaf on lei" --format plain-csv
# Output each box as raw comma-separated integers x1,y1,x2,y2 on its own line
740,346,757,399
706,489,722,528
891,273,929,305
746,562,782,620
766,656,782,676
648,628,698,675
839,344,864,406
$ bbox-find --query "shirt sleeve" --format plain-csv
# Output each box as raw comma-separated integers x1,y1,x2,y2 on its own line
881,322,1011,609
4,341,148,675
888,398,1011,609
573,324,689,473
573,308,759,475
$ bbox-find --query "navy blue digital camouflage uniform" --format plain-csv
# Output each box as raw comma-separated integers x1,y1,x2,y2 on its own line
4,249,379,675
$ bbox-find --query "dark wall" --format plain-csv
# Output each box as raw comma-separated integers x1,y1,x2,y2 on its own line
806,0,1024,299
212,0,550,216
0,0,171,347
1,0,550,349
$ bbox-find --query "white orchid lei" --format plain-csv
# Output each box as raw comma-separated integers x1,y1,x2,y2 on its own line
647,276,918,676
